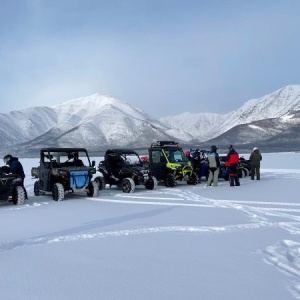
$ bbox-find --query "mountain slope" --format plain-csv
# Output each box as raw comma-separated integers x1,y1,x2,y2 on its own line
160,112,226,141
203,118,294,147
2,85,300,156
160,85,300,142
0,107,59,146
210,85,300,138
8,94,193,155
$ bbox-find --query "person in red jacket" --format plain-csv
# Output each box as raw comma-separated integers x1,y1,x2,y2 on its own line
225,145,240,186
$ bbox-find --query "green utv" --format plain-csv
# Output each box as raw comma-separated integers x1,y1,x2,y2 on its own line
31,148,98,201
147,141,198,187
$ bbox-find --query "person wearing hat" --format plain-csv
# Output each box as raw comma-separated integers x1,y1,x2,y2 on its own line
2,154,27,198
225,145,240,186
207,145,220,187
249,147,262,180
2,154,25,180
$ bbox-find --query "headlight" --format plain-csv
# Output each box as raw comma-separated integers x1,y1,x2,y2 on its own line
137,170,149,181
12,177,22,183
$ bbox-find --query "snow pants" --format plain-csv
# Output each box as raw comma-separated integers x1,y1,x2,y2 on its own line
251,166,260,180
207,167,219,186
228,164,240,186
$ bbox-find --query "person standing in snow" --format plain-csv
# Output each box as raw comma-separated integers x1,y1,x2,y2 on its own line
207,145,220,187
2,154,27,198
249,147,262,180
190,149,204,183
225,145,240,186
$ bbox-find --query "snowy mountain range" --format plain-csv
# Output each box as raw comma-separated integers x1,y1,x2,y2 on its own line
0,95,194,156
160,85,300,151
1,85,300,156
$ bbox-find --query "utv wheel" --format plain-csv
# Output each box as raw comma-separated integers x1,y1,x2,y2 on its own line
187,172,198,185
87,181,99,197
34,181,40,196
145,176,158,190
52,183,64,201
239,167,249,177
122,178,135,193
12,186,26,205
94,176,106,190
164,174,177,187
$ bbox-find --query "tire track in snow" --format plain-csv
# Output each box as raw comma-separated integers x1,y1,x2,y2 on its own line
90,189,300,225
88,197,214,208
264,240,300,299
0,201,49,211
0,221,297,253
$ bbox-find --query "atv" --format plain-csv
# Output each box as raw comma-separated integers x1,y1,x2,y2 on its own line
94,149,157,193
219,155,250,179
31,148,98,201
147,141,198,187
238,156,251,177
0,167,26,205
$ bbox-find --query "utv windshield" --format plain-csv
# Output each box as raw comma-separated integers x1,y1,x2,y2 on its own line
165,149,188,163
42,150,91,166
121,153,142,166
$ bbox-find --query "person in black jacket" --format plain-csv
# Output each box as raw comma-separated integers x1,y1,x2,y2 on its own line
190,149,205,183
2,154,27,198
249,147,262,180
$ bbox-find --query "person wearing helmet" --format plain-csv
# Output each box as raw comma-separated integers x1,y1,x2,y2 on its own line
207,145,220,187
190,149,205,183
249,147,262,180
225,145,240,186
2,154,27,198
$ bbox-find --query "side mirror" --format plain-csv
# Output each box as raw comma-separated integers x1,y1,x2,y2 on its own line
92,160,95,167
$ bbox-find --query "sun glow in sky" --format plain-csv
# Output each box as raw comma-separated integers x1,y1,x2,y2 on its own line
1,0,300,117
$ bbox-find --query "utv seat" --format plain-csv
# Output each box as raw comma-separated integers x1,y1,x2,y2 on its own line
74,160,84,166
105,154,123,177
43,162,51,169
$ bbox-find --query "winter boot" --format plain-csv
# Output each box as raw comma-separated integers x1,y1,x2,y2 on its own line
235,176,240,186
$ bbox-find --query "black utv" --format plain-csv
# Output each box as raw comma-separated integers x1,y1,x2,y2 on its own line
148,141,198,187
0,167,26,205
31,148,98,201
94,149,157,193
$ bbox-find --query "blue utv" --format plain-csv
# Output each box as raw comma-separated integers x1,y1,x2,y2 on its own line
31,148,98,201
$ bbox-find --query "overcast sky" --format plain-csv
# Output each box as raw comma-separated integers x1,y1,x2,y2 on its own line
1,0,300,118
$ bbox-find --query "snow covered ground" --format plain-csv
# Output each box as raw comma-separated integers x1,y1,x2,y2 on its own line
1,152,300,300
